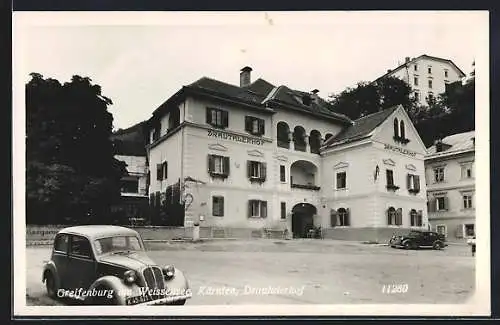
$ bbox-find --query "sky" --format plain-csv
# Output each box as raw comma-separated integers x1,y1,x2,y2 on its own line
13,11,488,131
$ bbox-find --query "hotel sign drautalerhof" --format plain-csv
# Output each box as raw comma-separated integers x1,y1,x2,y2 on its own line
208,129,265,146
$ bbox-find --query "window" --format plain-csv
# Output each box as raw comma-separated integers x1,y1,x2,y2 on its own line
248,200,267,218
461,163,473,179
386,169,395,187
387,207,402,226
280,165,286,182
428,66,432,74
414,91,419,101
434,167,445,183
410,209,423,227
95,236,142,255
414,77,419,86
336,172,347,189
337,208,350,226
208,155,230,178
393,118,399,138
436,225,447,236
156,162,167,181
444,69,449,78
247,161,267,182
428,79,433,88
281,202,286,219
414,64,418,71
69,236,92,259
206,107,228,128
212,196,224,216
407,174,421,193
463,194,473,209
54,234,69,253
436,197,448,211
399,120,405,140
245,116,265,136
464,224,475,237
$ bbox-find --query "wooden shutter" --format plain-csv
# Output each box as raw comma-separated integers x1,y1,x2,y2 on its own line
259,119,265,135
248,200,253,218
386,170,391,186
280,165,286,182
281,202,286,219
156,163,163,180
247,161,252,178
245,116,252,132
396,208,403,225
407,174,411,190
387,208,391,225
206,108,212,124
220,197,224,216
415,175,420,191
428,198,435,212
261,163,267,181
418,210,423,226
330,209,338,227
346,208,350,226
260,201,267,218
208,155,214,173
223,157,230,176
222,110,229,127
443,196,449,210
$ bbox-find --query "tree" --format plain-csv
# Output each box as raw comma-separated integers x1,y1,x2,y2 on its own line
26,73,127,225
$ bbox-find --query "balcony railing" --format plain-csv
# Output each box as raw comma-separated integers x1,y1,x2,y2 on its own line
291,183,321,191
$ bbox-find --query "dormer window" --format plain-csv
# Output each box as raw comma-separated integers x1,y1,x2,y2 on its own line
393,118,399,138
393,118,410,145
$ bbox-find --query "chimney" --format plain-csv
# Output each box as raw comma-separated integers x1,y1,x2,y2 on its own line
405,57,410,63
240,66,252,87
387,69,392,73
435,139,443,152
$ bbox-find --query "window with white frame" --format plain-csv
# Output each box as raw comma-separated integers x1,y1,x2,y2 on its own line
461,163,473,179
212,196,224,217
337,208,350,226
208,155,230,177
248,200,267,218
464,224,475,237
247,160,266,181
463,194,473,209
436,224,447,236
434,167,445,183
407,174,420,193
387,207,402,226
436,196,448,211
410,209,423,227
336,171,347,189
414,76,419,86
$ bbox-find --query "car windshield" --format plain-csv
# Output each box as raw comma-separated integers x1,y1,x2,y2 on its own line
94,236,144,255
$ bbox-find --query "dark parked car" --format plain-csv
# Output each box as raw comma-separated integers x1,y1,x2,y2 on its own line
389,230,447,250
42,225,192,305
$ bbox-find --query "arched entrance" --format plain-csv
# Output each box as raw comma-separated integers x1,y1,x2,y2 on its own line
292,203,317,238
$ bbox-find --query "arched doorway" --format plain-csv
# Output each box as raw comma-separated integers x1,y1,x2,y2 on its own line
292,203,317,238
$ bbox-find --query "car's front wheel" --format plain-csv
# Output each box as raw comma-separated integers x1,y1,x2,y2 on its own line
403,241,412,250
45,273,57,299
433,241,444,250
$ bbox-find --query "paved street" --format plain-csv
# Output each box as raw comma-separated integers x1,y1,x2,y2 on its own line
26,239,475,305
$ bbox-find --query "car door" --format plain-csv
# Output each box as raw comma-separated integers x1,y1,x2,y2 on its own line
52,234,70,289
422,232,433,246
67,235,97,293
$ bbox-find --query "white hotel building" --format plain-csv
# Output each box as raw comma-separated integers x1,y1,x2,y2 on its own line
146,67,429,242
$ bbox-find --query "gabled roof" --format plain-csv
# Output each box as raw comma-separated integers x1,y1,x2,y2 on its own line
375,54,466,82
426,130,475,156
322,105,399,148
150,75,352,124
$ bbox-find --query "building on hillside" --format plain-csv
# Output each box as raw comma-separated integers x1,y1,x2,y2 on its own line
110,122,150,225
424,130,475,242
145,66,429,242
374,54,466,106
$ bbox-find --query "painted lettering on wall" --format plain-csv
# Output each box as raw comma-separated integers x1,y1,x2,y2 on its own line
384,144,417,157
208,129,264,146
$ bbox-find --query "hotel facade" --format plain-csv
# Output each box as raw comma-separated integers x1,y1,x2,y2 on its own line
146,67,429,242
425,131,476,242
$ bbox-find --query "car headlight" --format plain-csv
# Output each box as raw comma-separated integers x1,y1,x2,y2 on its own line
123,270,137,284
162,265,175,280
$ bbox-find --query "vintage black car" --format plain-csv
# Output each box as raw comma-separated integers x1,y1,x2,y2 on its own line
42,225,192,305
389,230,447,250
